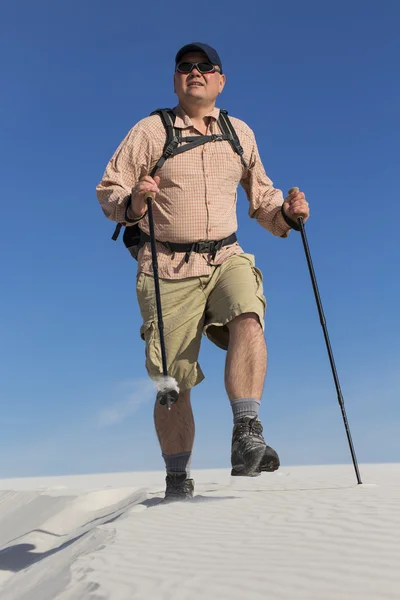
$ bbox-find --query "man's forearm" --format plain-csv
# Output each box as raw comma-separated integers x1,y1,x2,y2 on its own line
124,192,148,223
249,196,292,238
96,183,132,223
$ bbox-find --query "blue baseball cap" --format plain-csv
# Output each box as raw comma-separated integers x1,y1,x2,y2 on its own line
175,43,223,73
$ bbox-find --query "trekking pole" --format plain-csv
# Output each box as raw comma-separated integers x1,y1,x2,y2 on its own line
288,187,362,485
146,192,179,410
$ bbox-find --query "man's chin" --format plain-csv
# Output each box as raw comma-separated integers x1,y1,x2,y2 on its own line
185,85,206,94
183,92,207,103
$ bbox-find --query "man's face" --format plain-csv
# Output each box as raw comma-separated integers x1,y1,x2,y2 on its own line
174,52,226,105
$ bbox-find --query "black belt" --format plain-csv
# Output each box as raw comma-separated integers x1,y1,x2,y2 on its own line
139,232,237,263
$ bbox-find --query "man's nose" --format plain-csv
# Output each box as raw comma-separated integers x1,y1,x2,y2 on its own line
189,67,202,77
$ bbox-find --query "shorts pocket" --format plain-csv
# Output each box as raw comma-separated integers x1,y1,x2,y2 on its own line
252,266,267,314
136,272,145,294
140,321,162,377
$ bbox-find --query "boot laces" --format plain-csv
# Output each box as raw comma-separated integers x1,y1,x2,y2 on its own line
234,417,264,442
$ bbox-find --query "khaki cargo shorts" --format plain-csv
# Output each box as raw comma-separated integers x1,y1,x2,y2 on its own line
136,253,266,391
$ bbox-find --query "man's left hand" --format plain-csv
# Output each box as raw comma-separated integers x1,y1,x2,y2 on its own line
283,189,310,224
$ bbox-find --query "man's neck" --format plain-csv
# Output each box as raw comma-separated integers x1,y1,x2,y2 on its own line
179,100,216,121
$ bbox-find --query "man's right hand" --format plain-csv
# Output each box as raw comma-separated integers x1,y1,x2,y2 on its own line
130,175,161,217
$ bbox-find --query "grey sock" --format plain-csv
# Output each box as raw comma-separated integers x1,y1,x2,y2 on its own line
230,398,261,424
162,452,192,476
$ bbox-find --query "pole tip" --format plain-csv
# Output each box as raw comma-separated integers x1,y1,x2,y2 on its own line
288,187,299,195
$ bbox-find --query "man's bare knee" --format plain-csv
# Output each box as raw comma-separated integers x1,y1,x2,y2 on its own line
154,387,191,409
227,312,262,334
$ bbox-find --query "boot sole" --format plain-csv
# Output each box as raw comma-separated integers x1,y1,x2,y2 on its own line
231,469,262,477
259,459,280,473
162,494,194,504
231,444,266,477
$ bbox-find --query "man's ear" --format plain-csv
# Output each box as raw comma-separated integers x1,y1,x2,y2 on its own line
219,74,226,94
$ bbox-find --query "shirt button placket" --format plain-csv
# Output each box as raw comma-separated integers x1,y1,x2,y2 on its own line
203,144,211,239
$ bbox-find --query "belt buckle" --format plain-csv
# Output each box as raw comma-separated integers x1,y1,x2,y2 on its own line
197,240,213,253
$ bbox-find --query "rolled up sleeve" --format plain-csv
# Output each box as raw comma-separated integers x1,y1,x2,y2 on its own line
240,131,291,238
96,123,152,224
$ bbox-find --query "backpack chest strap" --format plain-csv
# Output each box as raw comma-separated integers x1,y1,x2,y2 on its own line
173,133,230,155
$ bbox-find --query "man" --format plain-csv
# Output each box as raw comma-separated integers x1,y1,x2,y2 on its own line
96,42,309,502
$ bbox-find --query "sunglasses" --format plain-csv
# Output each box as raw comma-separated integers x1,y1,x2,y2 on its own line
176,61,220,74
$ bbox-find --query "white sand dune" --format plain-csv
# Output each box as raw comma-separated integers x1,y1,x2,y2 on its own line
0,464,399,599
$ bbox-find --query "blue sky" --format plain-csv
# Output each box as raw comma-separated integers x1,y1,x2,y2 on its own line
1,0,399,478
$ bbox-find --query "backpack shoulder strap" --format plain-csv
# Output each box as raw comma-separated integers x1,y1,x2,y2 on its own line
112,109,177,241
218,109,248,169
149,109,181,176
150,108,220,165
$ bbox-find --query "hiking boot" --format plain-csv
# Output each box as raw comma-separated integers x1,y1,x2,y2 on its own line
163,472,194,503
258,445,280,472
231,416,267,476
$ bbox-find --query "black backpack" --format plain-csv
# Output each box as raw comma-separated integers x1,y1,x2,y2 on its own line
111,108,247,257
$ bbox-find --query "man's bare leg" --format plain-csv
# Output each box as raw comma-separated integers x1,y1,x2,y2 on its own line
154,389,194,453
225,312,272,475
225,313,267,401
154,389,195,499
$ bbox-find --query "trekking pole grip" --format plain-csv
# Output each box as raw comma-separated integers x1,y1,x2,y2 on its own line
145,192,155,204
287,187,306,225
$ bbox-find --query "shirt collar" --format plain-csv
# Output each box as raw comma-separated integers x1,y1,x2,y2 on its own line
173,105,220,129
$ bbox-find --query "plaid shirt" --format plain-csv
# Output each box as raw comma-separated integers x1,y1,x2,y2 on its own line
96,106,291,278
